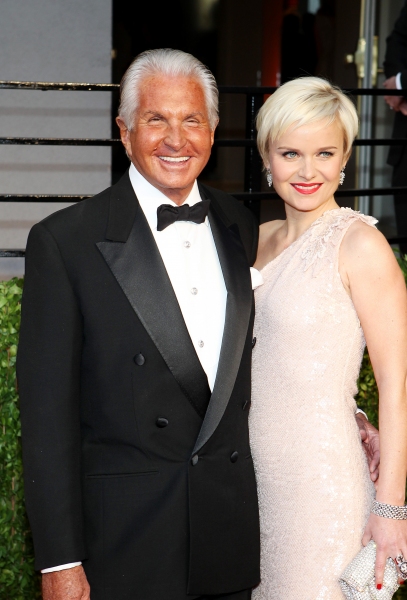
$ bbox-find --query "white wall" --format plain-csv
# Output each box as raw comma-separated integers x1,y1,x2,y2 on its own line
0,0,112,279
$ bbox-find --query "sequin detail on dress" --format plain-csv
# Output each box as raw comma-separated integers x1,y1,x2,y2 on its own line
302,207,378,276
250,208,377,600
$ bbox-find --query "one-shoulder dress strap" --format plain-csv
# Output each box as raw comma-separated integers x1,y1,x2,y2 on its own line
301,207,378,277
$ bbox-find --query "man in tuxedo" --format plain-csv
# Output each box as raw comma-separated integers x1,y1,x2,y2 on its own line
384,0,407,252
17,49,260,600
17,48,379,600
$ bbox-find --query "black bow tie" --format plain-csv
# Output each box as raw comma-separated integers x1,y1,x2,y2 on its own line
156,199,210,231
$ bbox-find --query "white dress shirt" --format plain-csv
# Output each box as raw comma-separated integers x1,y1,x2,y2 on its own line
42,165,227,573
130,163,227,391
396,72,402,89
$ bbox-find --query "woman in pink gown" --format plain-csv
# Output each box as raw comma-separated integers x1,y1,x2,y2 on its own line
249,77,407,599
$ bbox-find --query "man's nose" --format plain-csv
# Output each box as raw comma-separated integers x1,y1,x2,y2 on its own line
163,123,186,150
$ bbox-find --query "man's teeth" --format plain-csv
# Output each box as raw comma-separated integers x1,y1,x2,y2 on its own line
159,156,190,162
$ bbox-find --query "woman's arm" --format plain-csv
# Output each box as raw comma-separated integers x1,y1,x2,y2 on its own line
340,221,407,589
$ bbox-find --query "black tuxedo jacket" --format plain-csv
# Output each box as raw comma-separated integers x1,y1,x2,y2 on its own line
17,172,260,600
384,0,407,167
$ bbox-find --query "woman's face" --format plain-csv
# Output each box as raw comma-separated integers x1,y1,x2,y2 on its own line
267,119,346,214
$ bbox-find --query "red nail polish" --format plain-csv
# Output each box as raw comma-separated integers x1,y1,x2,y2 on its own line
376,584,382,590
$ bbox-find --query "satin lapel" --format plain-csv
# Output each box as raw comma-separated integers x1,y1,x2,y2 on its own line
192,194,253,454
97,177,210,418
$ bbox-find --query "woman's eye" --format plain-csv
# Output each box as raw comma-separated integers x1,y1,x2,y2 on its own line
319,151,333,157
283,151,297,159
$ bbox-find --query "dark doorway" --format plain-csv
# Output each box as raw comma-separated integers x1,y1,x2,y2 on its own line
111,0,220,184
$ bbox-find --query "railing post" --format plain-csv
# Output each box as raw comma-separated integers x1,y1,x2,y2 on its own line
244,93,263,220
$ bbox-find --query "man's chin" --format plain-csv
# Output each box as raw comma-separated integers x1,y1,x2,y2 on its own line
154,175,196,197
157,182,196,203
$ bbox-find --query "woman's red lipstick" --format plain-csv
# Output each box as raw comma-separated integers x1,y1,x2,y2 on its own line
290,183,323,195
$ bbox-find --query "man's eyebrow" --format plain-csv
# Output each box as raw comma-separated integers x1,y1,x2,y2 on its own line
142,110,165,118
184,112,205,119
140,110,205,120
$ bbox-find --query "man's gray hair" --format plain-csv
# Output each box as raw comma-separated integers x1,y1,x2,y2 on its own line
118,48,219,130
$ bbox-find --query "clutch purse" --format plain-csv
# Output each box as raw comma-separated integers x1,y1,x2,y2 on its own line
339,541,399,599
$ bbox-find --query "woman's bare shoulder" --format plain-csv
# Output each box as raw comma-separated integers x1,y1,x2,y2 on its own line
340,219,401,280
255,220,286,269
341,220,392,259
259,220,285,244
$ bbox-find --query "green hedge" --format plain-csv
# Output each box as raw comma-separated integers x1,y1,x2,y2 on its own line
0,279,41,599
0,257,406,599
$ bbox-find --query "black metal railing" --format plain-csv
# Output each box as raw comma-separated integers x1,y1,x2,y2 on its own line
1,81,407,257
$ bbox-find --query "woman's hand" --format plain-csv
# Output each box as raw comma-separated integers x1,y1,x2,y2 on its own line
362,513,407,589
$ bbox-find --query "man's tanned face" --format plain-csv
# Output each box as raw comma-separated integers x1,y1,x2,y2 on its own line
117,75,216,205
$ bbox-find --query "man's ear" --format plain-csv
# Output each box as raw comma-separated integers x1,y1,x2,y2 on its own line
210,119,219,147
116,117,132,159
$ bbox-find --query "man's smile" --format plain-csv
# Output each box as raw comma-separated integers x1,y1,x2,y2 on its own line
158,156,191,163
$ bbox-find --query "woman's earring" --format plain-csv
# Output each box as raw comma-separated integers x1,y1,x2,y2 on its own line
339,169,345,186
266,169,273,187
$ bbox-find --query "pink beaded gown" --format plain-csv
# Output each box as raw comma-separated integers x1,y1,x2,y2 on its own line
250,208,377,599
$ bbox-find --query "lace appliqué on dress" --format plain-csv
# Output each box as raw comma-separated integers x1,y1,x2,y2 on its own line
301,207,378,277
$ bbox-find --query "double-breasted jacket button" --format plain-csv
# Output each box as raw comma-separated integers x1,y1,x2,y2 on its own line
252,337,257,349
230,451,239,463
242,399,251,411
191,455,199,466
156,417,169,428
134,353,145,366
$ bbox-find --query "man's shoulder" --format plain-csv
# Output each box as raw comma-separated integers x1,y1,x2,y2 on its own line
36,185,112,237
199,182,257,228
200,182,259,265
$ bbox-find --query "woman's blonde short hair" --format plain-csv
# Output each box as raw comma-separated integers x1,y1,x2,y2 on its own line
256,77,359,165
